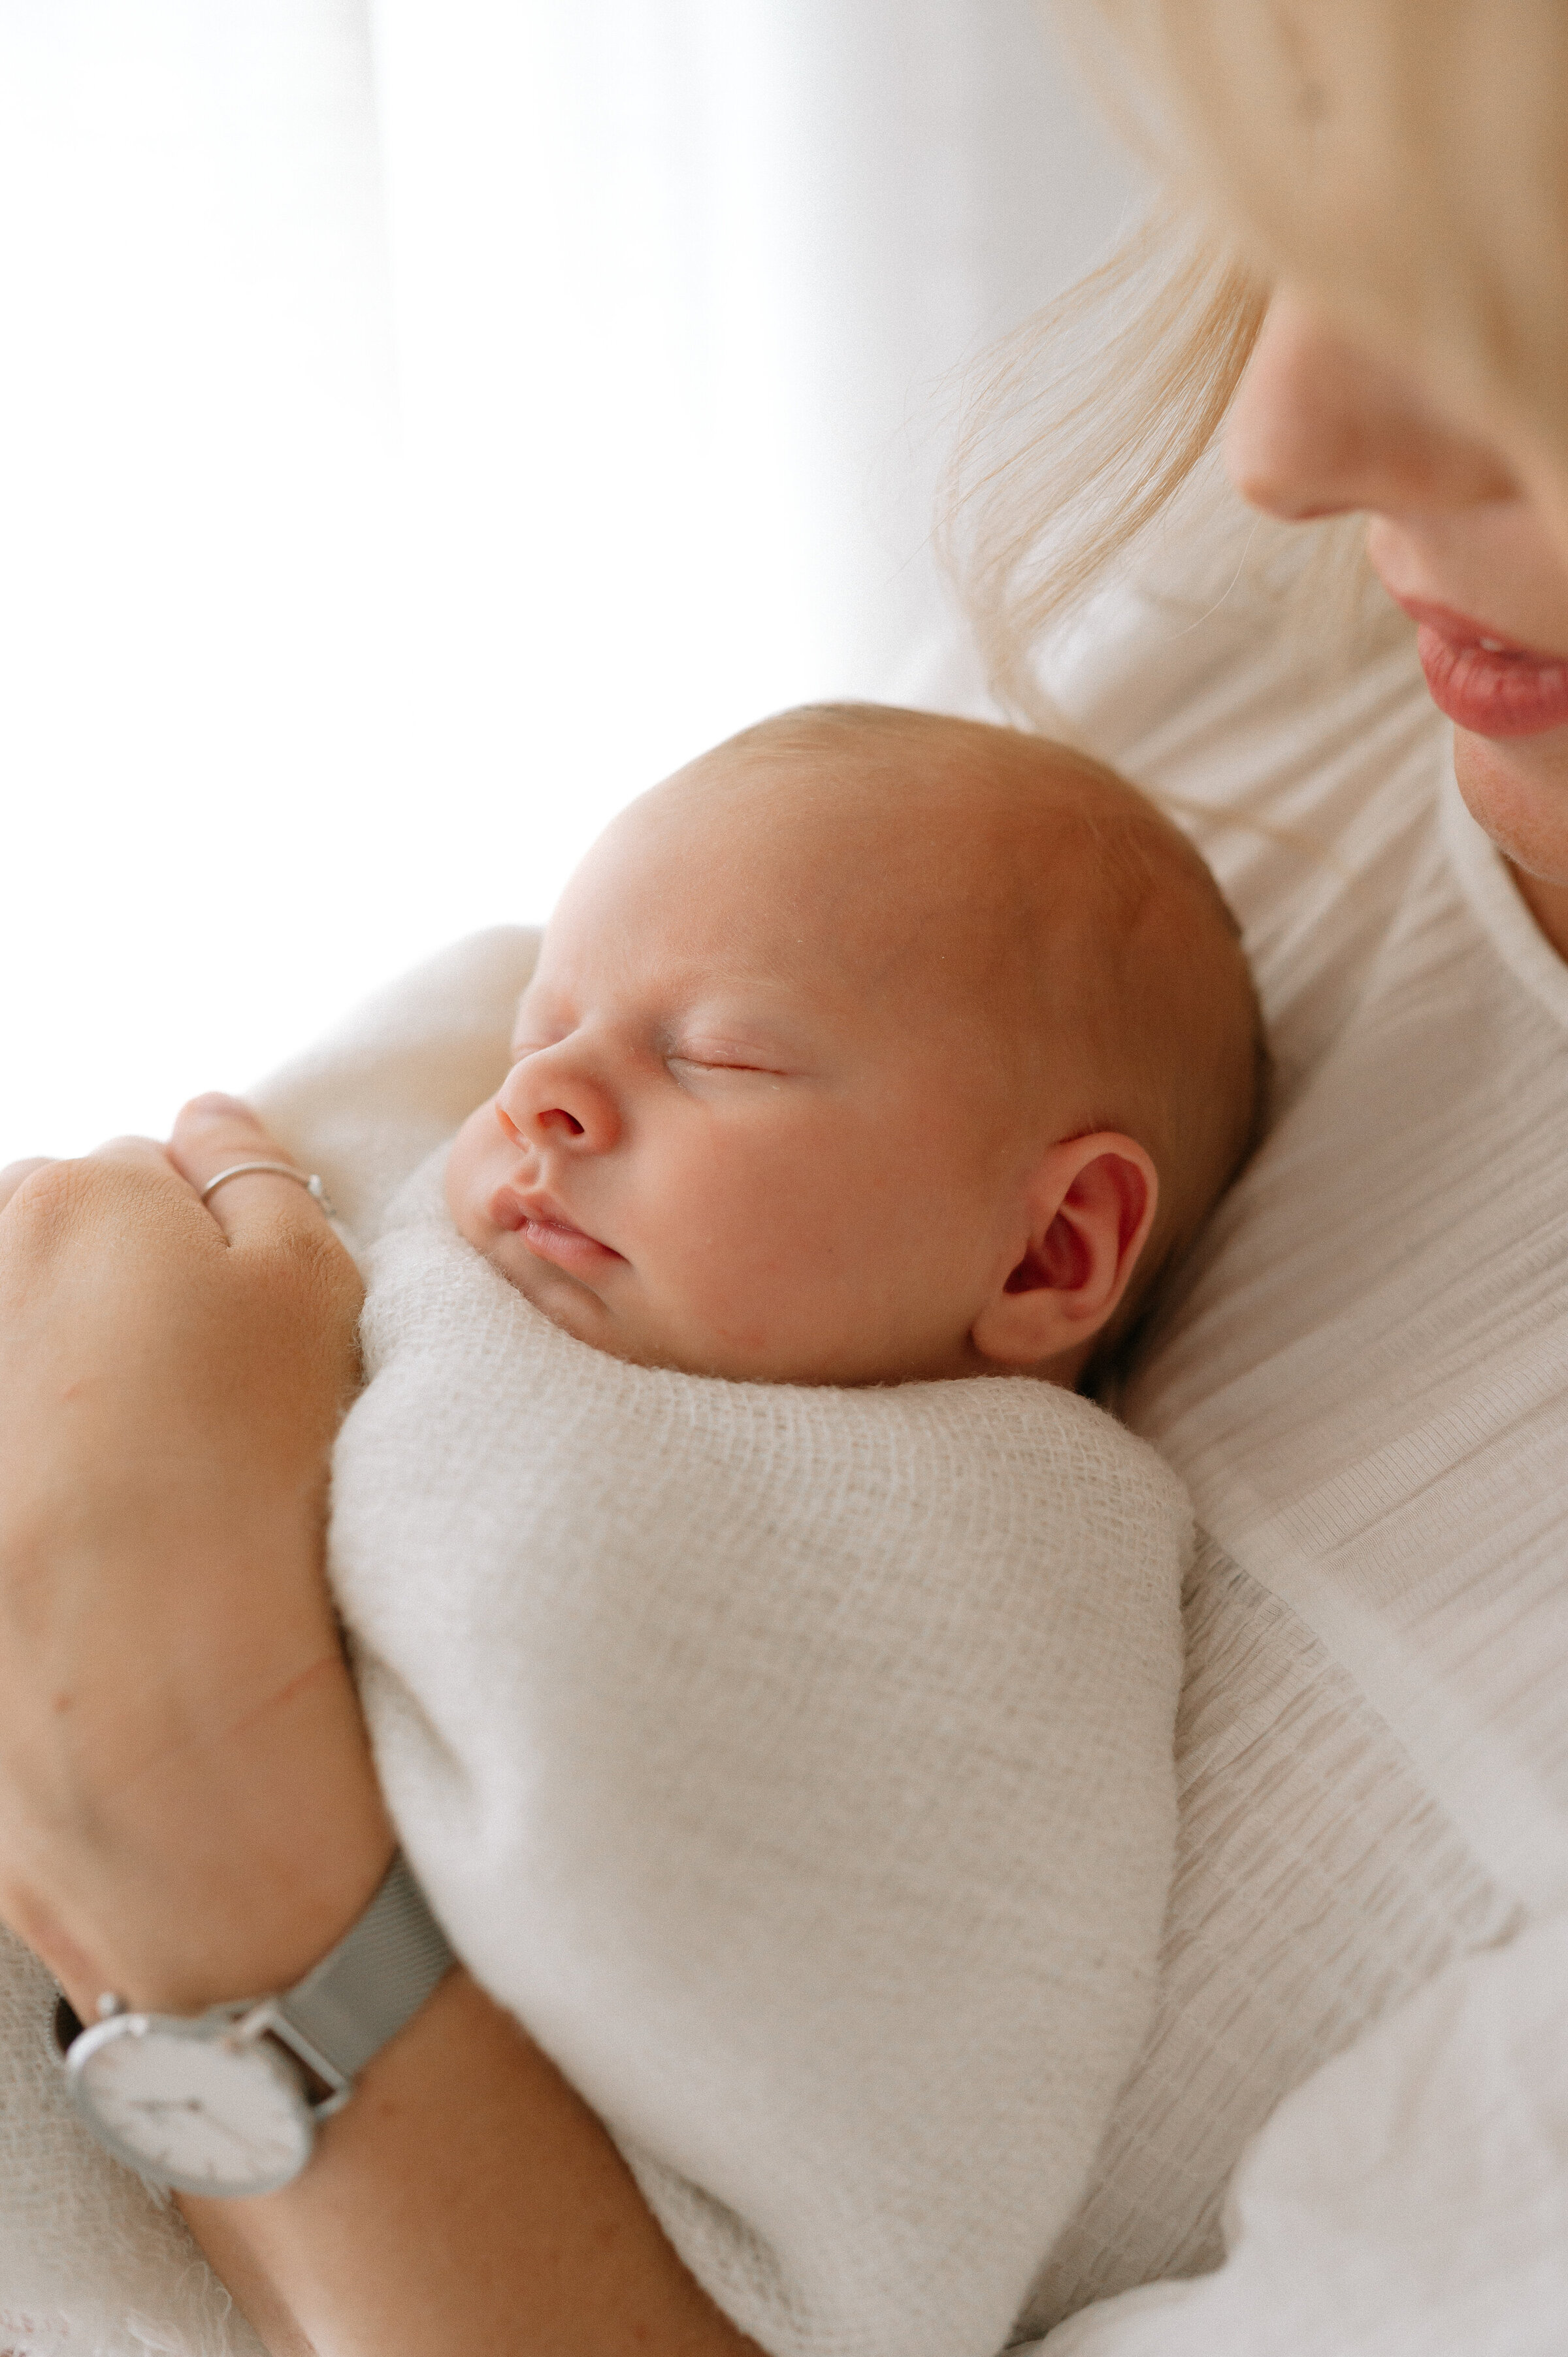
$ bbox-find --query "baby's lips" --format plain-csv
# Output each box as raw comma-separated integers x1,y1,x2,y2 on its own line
490,1184,624,1270
489,1185,529,1233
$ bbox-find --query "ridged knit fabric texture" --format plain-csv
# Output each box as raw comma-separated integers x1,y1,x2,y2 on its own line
1009,479,1568,2352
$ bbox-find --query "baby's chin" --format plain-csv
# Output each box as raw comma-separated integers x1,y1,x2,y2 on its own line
443,1200,753,1376
472,1250,975,1388
450,1192,606,1342
440,1152,649,1361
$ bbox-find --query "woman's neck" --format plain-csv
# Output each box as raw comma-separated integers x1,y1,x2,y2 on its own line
1510,865,1568,964
1452,731,1568,965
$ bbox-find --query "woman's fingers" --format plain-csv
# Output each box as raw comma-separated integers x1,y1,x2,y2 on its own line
12,1101,336,1256
166,1094,365,1420
88,1134,183,1180
0,1157,56,1214
167,1093,339,1253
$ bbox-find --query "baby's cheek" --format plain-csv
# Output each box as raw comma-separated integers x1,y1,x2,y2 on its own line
682,1197,828,1336
443,1104,496,1246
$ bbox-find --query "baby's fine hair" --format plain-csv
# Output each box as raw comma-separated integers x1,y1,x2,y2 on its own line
727,700,1268,1357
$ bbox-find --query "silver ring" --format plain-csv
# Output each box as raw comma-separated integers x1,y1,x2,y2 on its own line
199,1162,336,1218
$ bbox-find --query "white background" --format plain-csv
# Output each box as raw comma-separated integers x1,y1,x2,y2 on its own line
0,0,1137,1163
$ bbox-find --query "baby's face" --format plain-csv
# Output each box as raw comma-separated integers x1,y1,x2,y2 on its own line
446,745,1045,1384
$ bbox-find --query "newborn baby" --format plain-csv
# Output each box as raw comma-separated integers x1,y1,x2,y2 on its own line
321,704,1264,2357
0,705,1264,2357
444,700,1260,1390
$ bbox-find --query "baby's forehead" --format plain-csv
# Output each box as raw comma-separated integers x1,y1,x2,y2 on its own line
666,724,1126,902
568,724,1168,988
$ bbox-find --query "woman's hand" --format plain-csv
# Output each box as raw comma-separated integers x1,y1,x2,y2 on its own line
0,1099,760,2353
0,1096,393,2017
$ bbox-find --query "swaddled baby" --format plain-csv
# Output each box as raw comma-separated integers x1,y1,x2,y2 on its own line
0,706,1262,2357
329,704,1264,2357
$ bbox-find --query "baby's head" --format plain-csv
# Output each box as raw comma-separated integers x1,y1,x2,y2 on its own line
447,705,1262,1387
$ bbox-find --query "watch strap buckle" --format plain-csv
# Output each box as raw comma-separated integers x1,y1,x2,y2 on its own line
223,1997,354,2119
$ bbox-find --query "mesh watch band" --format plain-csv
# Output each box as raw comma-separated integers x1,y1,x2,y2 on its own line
275,1851,455,2083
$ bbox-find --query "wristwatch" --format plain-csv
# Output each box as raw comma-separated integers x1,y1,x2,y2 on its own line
54,1851,454,2198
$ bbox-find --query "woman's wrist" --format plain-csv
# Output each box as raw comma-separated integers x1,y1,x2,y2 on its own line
2,1461,391,2015
16,1639,397,2021
0,1115,384,2019
179,1969,764,2357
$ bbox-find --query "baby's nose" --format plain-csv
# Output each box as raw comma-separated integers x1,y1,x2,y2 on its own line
495,1056,619,1152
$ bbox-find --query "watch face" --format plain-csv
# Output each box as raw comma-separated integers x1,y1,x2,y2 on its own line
65,2011,316,2196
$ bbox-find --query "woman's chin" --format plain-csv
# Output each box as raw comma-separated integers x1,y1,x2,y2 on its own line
1453,727,1568,893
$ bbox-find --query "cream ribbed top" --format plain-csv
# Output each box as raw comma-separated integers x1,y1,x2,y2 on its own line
1011,485,1567,2344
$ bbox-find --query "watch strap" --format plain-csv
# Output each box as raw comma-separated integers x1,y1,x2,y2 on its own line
274,1851,455,2083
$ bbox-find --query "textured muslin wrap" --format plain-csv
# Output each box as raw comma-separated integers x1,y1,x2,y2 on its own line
0,930,1187,2357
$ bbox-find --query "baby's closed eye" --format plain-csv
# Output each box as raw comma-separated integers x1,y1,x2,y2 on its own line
666,1050,793,1082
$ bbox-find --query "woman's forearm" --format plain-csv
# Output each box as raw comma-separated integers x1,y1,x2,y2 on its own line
181,1968,763,2357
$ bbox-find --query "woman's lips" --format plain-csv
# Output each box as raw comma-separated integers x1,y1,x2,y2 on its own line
1399,598,1568,738
489,1186,621,1274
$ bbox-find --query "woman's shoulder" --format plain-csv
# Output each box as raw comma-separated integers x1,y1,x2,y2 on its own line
1126,749,1568,1922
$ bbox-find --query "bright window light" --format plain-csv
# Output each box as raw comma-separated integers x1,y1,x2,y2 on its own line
0,0,1136,1166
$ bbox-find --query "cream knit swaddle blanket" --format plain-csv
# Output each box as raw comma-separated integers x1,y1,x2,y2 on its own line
0,932,1188,2357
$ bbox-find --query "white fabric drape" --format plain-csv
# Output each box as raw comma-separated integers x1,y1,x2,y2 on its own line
0,0,1136,1166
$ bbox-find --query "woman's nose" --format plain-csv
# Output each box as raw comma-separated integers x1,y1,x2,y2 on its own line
1225,289,1518,521
494,1049,620,1153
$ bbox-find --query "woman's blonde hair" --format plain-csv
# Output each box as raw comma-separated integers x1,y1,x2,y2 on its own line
943,1,1568,723
1061,1,1568,464
938,212,1266,726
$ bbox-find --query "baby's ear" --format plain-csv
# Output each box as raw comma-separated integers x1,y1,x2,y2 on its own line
971,1133,1158,1376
